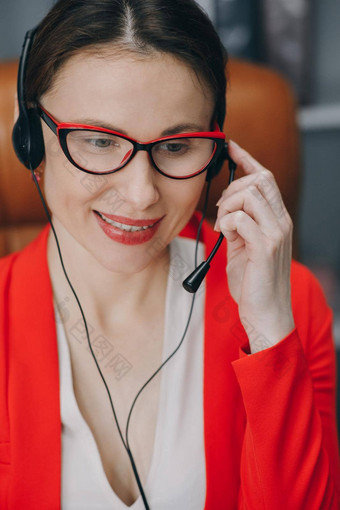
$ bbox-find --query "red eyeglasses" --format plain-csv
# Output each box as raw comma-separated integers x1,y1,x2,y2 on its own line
38,105,226,179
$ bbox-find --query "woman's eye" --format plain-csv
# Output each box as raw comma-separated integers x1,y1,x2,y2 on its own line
88,138,116,149
158,142,189,155
166,143,184,152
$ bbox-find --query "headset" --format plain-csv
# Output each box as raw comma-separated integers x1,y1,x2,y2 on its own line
12,27,235,180
12,28,44,170
12,26,236,509
12,26,237,292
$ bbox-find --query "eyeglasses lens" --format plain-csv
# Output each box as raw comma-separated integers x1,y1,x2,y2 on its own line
66,131,133,173
152,138,216,177
66,131,216,177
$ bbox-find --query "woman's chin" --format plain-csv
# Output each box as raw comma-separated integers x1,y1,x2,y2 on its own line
86,240,170,275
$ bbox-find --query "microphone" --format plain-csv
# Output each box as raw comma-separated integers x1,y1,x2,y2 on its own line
182,159,236,293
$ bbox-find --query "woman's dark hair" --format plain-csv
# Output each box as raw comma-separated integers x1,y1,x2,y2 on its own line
26,0,228,128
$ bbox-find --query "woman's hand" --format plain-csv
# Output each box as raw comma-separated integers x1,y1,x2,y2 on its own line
214,140,295,353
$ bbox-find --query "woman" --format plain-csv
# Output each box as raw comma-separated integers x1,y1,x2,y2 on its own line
1,0,339,508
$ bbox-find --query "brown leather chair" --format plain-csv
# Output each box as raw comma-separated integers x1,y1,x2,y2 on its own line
0,58,301,257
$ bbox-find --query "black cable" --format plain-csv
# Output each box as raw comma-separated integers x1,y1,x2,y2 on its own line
124,182,211,485
31,167,210,509
195,179,211,267
182,160,235,293
205,165,235,264
30,167,149,506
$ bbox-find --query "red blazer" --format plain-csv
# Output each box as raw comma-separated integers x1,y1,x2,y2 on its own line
1,214,340,509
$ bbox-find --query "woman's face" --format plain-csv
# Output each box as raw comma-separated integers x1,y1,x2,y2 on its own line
40,49,215,273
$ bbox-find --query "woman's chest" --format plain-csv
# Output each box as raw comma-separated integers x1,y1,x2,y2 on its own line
65,324,164,506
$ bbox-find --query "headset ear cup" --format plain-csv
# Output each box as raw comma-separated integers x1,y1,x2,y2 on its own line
12,108,44,170
27,108,45,170
12,111,30,168
27,108,45,169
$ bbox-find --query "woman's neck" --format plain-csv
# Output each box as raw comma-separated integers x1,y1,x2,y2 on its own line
47,224,170,334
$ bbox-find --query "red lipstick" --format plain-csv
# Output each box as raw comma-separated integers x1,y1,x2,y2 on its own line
94,211,163,245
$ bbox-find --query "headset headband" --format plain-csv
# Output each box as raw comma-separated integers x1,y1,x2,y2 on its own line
12,26,227,178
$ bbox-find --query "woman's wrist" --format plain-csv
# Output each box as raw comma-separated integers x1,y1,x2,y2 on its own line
240,310,295,354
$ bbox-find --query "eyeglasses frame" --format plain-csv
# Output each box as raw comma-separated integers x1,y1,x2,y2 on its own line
37,104,226,180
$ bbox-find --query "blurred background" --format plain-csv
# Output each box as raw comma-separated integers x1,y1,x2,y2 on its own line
1,0,340,418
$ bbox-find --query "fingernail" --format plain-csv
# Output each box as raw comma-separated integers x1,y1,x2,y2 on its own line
229,139,240,148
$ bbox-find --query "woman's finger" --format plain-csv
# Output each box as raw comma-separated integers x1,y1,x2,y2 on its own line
215,183,281,236
219,209,269,250
217,142,290,224
228,139,267,175
216,177,292,237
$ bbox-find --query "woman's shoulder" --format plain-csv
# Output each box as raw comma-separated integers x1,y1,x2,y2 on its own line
0,250,20,287
0,225,50,289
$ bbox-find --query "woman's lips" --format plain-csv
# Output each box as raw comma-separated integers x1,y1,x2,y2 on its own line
94,211,163,245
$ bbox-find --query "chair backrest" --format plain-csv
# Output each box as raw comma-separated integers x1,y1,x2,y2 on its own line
0,58,301,257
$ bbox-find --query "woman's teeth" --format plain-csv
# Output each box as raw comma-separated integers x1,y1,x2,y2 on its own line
97,212,154,232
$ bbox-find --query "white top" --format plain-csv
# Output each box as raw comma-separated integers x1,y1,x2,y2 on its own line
55,237,206,509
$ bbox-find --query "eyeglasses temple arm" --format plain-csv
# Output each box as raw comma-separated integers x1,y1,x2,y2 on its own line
37,106,58,135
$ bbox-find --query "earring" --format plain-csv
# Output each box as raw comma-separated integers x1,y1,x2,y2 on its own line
30,167,43,182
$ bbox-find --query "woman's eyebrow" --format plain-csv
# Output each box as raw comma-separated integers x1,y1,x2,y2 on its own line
72,120,205,136
161,123,205,136
73,119,128,134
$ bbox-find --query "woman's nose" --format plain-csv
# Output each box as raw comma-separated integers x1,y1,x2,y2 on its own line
110,150,160,211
